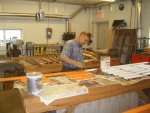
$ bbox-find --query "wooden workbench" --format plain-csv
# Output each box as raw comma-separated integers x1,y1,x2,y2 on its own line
20,72,150,113
0,56,62,74
0,59,16,65
0,56,120,74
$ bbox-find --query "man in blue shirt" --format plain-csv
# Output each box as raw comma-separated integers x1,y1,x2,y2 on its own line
60,32,92,71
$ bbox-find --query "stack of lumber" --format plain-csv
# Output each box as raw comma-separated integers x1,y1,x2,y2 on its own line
144,48,150,54
83,50,98,59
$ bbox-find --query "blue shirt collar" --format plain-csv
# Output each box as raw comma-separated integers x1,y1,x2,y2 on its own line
74,39,82,47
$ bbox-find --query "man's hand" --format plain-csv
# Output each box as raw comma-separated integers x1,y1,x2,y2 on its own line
60,56,84,68
76,62,84,68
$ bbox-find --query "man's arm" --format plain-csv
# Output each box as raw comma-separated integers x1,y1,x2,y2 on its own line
60,56,84,68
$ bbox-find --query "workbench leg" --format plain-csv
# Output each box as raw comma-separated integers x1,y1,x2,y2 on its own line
64,105,77,113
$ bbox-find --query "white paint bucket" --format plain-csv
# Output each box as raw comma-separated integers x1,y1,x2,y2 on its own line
100,56,110,69
26,72,42,95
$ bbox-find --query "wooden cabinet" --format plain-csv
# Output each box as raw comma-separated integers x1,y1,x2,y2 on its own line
33,44,63,58
131,53,150,63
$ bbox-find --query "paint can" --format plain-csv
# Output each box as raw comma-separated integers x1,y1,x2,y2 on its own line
26,72,42,95
100,56,110,69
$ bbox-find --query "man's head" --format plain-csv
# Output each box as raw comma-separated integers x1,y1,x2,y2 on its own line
77,32,92,46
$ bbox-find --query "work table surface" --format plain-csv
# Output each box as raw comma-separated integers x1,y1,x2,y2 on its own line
19,71,150,113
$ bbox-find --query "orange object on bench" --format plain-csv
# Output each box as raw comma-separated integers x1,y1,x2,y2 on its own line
0,75,53,84
123,104,150,113
65,73,95,81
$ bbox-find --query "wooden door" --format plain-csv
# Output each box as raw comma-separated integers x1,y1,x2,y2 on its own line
97,22,109,49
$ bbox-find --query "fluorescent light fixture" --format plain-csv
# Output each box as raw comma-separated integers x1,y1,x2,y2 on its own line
103,0,116,2
35,10,45,21
35,0,45,21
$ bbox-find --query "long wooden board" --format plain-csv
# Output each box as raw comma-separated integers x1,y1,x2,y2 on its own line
33,58,47,64
48,57,59,63
123,103,150,113
41,58,53,63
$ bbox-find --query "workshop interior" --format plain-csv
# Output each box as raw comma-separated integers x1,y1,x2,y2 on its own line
0,0,150,113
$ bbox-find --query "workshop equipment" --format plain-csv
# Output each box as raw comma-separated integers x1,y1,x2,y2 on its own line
135,37,150,53
7,38,24,58
26,42,34,56
112,20,127,28
62,32,76,41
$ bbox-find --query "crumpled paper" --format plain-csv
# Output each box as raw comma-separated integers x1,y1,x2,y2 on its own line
35,83,88,105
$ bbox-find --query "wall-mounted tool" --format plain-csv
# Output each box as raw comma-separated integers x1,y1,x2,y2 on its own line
7,37,24,58
46,27,53,39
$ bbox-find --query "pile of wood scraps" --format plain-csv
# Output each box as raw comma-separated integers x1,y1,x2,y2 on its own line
83,50,98,59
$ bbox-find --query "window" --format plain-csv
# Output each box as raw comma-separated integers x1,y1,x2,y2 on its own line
0,29,22,45
0,30,4,44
